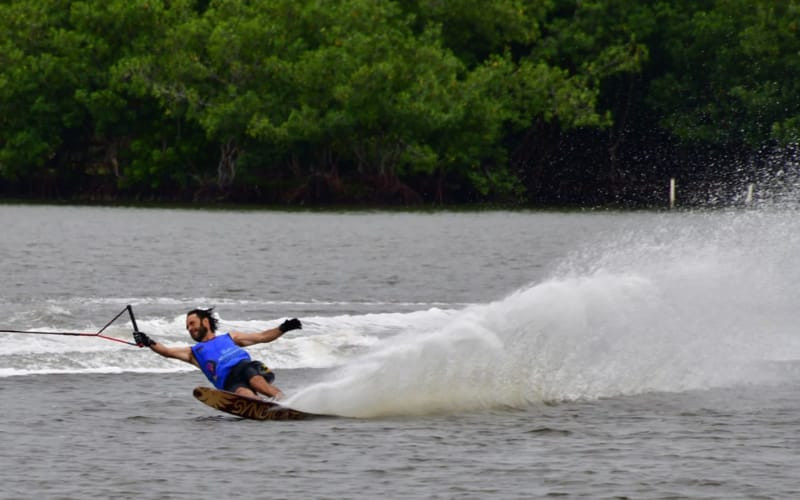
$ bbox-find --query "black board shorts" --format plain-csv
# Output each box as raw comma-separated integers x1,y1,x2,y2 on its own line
223,360,275,392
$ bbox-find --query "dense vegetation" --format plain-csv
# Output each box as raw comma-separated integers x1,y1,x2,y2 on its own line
1,0,799,206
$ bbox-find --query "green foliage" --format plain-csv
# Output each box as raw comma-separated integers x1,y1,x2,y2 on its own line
649,0,800,146
534,0,651,80
0,1,74,177
408,0,546,65
2,0,798,204
0,0,203,193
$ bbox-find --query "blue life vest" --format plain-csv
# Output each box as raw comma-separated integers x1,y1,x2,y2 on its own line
191,333,251,389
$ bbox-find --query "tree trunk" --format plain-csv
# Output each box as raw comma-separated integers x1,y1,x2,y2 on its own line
218,139,239,191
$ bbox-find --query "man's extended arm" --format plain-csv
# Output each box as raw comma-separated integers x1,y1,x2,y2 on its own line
134,331,197,366
230,318,302,347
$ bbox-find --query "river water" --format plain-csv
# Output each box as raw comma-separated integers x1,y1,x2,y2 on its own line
2,204,800,498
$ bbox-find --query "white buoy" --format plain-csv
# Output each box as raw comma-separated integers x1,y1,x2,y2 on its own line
745,183,754,206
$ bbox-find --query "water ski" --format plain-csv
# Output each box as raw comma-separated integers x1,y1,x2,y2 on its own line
193,386,316,421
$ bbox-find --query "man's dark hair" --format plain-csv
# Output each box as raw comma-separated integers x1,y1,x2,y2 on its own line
187,307,218,332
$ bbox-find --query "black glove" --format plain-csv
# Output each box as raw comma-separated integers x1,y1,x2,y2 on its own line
279,318,302,333
133,331,156,347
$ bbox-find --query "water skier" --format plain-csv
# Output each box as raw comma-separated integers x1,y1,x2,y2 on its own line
133,308,301,400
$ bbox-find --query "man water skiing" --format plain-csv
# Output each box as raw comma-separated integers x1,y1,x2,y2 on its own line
134,308,301,400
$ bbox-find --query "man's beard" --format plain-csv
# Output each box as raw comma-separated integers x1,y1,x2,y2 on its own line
194,325,208,341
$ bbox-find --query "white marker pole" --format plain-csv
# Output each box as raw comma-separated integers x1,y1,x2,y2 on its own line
669,178,676,209
745,183,754,206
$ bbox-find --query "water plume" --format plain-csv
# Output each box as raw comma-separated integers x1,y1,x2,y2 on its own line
290,210,800,417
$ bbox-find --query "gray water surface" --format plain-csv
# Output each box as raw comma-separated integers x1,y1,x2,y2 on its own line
2,205,800,498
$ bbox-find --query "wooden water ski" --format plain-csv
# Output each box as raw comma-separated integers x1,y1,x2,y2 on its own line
193,386,316,421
